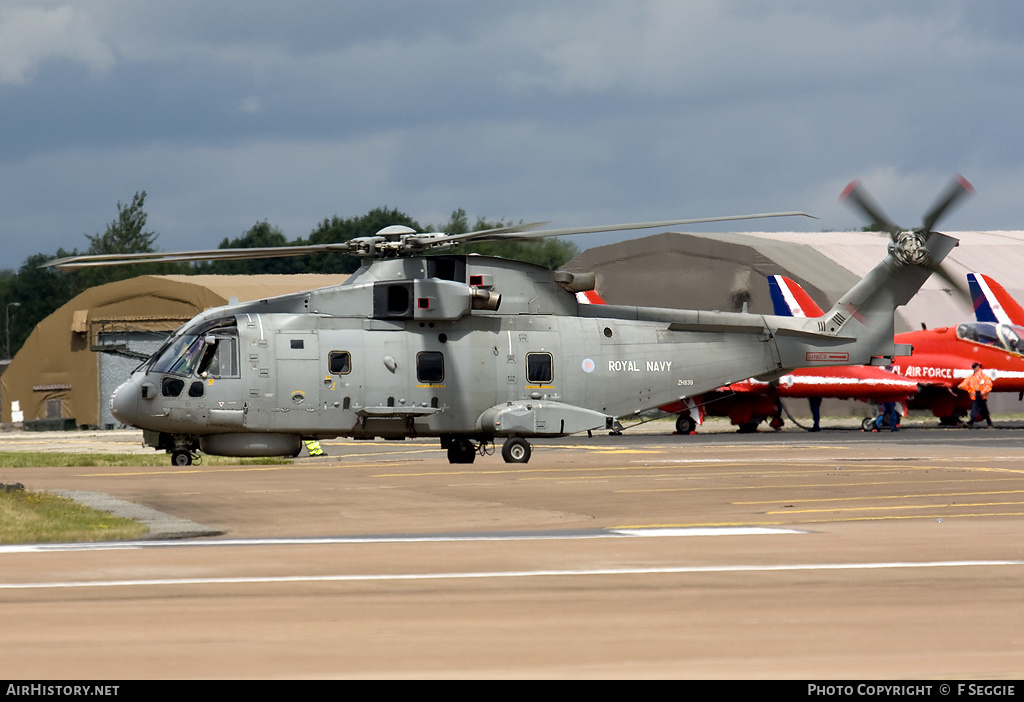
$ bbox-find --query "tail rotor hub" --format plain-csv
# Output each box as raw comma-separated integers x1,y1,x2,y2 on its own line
889,230,930,267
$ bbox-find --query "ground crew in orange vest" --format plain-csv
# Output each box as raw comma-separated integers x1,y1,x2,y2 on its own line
958,362,994,428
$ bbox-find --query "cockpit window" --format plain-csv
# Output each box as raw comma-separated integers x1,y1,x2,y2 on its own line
152,335,206,376
956,322,1024,355
149,317,239,377
200,335,239,378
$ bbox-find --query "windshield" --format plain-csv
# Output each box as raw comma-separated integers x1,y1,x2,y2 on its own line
147,316,238,376
956,322,1024,355
151,334,205,375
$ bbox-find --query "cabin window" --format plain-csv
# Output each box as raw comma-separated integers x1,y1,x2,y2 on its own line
200,336,239,378
417,351,444,383
329,351,351,375
526,352,553,384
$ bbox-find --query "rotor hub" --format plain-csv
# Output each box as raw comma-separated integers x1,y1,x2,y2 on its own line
889,230,930,267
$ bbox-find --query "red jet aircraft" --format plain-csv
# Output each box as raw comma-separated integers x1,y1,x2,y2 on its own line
667,273,1024,432
656,275,920,433
890,273,1024,425
579,279,920,433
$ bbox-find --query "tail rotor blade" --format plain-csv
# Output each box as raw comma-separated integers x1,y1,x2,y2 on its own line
922,174,975,233
840,180,900,237
930,262,969,301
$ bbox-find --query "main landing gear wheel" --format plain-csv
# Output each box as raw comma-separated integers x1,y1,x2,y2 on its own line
446,439,476,464
938,414,962,427
675,414,696,434
501,437,532,463
171,450,193,466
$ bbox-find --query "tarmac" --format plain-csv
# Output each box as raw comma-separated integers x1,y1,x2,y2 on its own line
2,422,1024,679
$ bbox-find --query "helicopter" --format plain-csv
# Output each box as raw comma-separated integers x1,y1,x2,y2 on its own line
46,180,968,465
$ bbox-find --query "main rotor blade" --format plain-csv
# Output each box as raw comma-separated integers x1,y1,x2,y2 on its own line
441,212,817,244
44,211,815,270
922,174,975,233
840,180,900,237
44,242,357,270
403,221,548,248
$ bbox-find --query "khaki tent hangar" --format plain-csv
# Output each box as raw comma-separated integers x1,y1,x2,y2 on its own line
2,274,342,429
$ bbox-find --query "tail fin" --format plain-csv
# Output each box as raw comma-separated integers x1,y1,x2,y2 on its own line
774,232,959,368
967,273,1024,325
768,275,825,318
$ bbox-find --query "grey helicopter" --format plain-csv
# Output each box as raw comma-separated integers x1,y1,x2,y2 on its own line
47,178,969,465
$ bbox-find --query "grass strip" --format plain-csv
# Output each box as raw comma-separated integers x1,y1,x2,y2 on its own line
0,489,148,543
0,453,290,468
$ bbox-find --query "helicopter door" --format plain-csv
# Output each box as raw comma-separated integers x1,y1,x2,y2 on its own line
498,322,523,404
501,321,562,405
322,335,362,431
273,331,321,431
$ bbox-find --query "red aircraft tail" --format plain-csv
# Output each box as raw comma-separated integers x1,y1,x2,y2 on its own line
967,273,1024,326
767,275,825,318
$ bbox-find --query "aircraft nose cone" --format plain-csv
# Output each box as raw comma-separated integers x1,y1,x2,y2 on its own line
109,380,139,426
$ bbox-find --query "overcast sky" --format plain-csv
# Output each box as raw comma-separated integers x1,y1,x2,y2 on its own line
2,1,1023,270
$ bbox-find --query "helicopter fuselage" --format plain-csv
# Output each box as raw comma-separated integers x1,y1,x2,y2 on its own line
108,242,948,463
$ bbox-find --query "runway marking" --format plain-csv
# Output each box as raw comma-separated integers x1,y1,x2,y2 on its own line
0,526,804,554
78,460,423,477
737,488,1024,505
2,560,1020,591
766,500,1024,515
610,508,1024,527
618,477,1024,494
372,462,954,480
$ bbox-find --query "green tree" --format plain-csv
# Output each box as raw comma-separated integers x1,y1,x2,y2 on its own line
301,207,422,274
73,190,181,292
6,251,78,357
199,221,306,275
5,192,176,358
433,209,579,268
85,191,158,255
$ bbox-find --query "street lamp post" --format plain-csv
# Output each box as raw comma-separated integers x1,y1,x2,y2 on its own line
6,302,21,361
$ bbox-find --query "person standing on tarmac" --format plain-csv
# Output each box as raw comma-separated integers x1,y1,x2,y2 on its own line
958,362,994,428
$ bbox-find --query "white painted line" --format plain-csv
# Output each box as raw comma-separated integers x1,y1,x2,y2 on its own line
0,527,804,554
613,527,806,537
2,560,1020,591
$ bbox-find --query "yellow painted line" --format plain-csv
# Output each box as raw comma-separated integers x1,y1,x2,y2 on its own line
525,469,908,484
737,488,1024,506
615,510,1024,529
617,477,1024,494
540,444,669,454
78,461,427,477
372,460,890,480
964,466,1024,476
373,465,657,478
767,500,1024,515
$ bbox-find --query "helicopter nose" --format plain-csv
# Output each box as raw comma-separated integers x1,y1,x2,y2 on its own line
109,380,139,426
